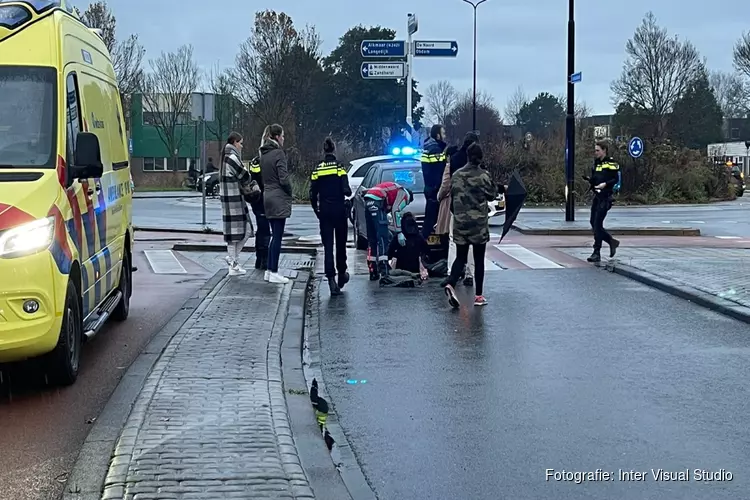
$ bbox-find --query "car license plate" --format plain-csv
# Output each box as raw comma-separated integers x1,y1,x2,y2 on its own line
427,235,440,245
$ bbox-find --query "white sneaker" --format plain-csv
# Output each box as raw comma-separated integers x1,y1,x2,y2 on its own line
225,256,234,266
268,272,289,284
264,270,271,281
229,264,247,276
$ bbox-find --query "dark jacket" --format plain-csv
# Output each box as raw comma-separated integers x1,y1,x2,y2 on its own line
260,139,293,219
309,153,351,217
248,156,264,214
449,146,468,177
387,215,426,273
588,155,620,198
420,137,447,197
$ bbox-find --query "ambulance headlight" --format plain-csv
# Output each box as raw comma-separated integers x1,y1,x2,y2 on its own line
0,217,55,258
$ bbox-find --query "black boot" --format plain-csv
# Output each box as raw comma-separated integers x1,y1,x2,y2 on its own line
259,248,269,270
587,251,601,263
328,278,342,296
337,271,350,289
255,251,263,269
609,239,620,258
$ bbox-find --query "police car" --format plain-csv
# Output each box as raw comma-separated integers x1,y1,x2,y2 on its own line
345,146,421,201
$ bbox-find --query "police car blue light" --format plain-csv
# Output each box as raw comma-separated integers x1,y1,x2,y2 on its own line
391,146,418,156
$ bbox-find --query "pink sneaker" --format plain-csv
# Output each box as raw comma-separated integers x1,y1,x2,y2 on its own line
474,295,488,306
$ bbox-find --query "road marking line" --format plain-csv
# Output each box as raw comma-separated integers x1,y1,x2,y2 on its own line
494,244,563,269
686,221,705,224
716,236,741,239
144,250,187,274
449,241,502,271
661,220,671,223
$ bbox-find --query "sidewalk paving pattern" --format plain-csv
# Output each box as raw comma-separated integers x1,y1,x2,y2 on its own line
561,247,750,308
100,270,315,499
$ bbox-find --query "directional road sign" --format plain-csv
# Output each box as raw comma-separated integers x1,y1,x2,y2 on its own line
628,136,644,158
361,40,406,58
413,40,458,57
570,72,582,83
361,62,405,79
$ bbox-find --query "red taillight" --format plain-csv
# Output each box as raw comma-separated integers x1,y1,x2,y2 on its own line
57,155,66,186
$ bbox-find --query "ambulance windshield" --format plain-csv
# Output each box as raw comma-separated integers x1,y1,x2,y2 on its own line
0,66,56,168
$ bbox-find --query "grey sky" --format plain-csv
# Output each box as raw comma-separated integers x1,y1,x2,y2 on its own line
99,0,746,117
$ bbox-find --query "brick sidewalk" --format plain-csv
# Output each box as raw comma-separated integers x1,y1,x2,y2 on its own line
101,269,315,499
561,247,750,308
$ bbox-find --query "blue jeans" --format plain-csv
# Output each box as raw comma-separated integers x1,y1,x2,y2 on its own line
268,218,286,273
365,198,390,276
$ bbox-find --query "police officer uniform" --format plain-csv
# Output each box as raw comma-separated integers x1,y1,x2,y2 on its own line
310,153,352,295
584,155,621,262
249,156,270,269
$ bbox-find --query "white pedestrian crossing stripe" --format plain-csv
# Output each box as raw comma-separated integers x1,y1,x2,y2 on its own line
448,240,503,271
144,250,187,274
494,244,562,269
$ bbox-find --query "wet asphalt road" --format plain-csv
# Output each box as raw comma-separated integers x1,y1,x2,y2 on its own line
0,246,210,500
133,196,750,237
317,269,750,500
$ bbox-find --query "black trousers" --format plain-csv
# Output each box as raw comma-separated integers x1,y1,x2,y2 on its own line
446,243,487,296
590,196,613,251
320,211,348,278
252,205,270,254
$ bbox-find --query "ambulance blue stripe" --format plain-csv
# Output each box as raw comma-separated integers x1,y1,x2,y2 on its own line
102,247,112,293
95,204,107,250
81,263,90,317
65,218,81,254
82,211,95,258
49,239,72,275
91,252,101,309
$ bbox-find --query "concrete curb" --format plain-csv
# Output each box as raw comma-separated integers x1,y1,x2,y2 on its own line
172,242,318,255
281,273,354,500
62,269,226,500
606,261,750,324
512,223,700,236
134,226,294,238
301,277,378,500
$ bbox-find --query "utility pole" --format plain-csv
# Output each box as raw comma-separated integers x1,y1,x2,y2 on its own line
564,0,576,221
462,0,487,132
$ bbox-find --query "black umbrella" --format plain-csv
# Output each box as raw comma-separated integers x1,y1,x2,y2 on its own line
499,169,527,242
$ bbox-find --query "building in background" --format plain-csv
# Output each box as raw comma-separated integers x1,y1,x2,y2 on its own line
129,93,244,189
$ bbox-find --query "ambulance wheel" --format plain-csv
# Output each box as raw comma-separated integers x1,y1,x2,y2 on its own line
112,251,131,322
46,280,82,386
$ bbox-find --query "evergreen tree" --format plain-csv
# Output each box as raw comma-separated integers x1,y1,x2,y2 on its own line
669,69,724,150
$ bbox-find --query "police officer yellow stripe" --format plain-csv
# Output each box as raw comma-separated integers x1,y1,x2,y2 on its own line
420,153,446,163
311,162,347,180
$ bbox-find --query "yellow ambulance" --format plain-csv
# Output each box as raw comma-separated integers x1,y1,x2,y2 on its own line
0,0,133,385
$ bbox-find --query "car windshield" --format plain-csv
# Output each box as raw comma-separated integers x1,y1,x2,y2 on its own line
0,66,56,168
380,165,424,193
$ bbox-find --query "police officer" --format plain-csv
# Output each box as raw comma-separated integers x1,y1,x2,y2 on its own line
249,154,270,270
420,124,448,239
310,137,351,295
583,140,620,262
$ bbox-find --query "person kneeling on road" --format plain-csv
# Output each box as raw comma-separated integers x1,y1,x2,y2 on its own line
310,137,351,296
582,140,620,263
387,212,429,281
363,181,413,284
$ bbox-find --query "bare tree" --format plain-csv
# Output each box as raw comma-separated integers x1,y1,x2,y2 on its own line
204,63,241,145
734,32,750,78
140,45,200,170
424,80,458,126
610,12,703,137
503,86,527,125
709,71,748,119
75,1,144,129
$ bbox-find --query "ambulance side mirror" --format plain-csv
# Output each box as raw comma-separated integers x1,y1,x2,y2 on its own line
72,132,104,179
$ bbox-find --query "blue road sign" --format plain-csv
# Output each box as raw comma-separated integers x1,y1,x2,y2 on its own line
361,40,406,58
413,40,458,57
128,137,133,154
361,62,405,79
628,136,644,158
570,72,582,83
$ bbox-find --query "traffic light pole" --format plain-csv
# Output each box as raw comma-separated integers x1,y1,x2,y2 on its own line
564,0,576,221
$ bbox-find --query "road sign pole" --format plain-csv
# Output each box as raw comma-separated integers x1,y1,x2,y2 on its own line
406,14,417,144
564,0,575,222
201,96,207,228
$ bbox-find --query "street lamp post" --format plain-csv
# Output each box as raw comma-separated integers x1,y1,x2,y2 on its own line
564,0,576,221
462,0,487,132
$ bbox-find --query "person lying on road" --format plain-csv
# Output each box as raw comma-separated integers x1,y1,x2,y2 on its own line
387,212,429,281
